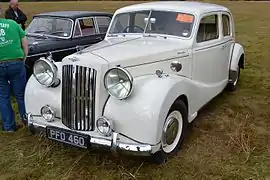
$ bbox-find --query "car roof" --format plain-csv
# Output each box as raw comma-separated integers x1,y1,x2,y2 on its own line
34,11,113,20
116,1,230,15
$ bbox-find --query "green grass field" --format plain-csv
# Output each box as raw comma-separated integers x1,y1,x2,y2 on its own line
0,1,270,180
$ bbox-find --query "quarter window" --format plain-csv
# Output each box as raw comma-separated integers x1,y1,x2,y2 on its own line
197,14,219,43
74,17,97,37
222,14,231,36
96,17,111,33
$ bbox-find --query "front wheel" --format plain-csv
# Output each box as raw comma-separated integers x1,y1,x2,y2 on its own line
151,100,188,164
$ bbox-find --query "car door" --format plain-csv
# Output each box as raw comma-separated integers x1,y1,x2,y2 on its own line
191,12,225,109
220,12,234,81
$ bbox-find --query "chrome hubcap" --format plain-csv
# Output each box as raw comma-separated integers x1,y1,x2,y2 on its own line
164,118,179,145
162,111,183,153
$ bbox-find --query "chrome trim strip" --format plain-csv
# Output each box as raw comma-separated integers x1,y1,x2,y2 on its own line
27,47,77,58
72,65,77,129
78,66,82,130
195,39,233,52
85,68,89,130
90,137,111,147
91,69,97,130
93,17,100,34
124,54,189,68
102,95,110,116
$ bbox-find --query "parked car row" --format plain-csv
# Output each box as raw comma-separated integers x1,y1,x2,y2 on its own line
25,1,245,164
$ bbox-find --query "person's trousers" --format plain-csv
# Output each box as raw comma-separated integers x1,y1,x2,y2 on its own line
0,60,26,131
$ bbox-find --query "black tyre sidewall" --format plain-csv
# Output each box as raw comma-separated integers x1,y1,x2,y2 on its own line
162,100,188,156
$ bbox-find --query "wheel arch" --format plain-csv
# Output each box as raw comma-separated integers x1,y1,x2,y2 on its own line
230,43,245,71
174,94,189,114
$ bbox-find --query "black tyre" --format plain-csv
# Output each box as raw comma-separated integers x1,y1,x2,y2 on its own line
151,100,188,164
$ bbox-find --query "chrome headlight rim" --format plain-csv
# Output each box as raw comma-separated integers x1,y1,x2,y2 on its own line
33,57,58,87
104,67,133,100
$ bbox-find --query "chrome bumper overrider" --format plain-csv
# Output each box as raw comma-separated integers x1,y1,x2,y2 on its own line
27,115,160,156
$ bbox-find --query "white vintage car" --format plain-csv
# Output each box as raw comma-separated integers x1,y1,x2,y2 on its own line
25,1,245,163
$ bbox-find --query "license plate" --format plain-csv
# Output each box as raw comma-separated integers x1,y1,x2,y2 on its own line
46,126,90,149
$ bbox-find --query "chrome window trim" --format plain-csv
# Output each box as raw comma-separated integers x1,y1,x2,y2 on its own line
195,11,223,45
221,13,232,37
93,17,100,34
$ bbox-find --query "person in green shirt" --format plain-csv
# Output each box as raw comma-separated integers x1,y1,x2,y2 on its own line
0,7,28,132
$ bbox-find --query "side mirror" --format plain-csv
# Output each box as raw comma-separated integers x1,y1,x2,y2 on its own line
144,17,156,24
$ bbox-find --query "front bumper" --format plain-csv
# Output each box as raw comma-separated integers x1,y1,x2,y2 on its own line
27,115,160,157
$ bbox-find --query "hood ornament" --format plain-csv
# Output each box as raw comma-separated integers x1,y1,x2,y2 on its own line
68,56,79,62
156,69,163,78
155,69,168,78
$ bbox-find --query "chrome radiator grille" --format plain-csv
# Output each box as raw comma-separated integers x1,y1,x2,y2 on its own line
62,65,97,131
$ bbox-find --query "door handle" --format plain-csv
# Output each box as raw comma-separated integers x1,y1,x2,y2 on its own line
222,44,227,49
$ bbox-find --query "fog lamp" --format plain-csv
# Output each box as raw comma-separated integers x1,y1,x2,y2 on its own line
40,105,55,122
96,117,113,136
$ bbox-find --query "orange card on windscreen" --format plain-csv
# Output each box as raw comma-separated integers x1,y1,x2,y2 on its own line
176,13,194,23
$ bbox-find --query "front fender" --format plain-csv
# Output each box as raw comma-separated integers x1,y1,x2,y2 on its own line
103,74,192,145
25,62,62,117
230,43,244,71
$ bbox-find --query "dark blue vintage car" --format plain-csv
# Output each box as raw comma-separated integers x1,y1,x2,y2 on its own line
25,11,113,78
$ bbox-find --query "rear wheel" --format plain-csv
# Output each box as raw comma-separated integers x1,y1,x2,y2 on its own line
151,100,188,164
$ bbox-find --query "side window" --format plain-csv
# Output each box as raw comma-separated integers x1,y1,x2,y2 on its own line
197,14,219,43
96,17,111,34
73,17,96,37
222,14,231,37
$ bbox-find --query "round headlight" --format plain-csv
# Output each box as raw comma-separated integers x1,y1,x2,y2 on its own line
40,105,55,122
33,57,57,87
104,67,133,100
96,117,113,136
